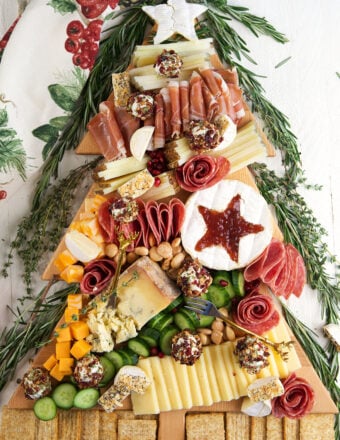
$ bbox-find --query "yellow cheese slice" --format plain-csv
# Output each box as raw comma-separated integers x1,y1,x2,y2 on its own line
186,364,204,407
201,347,221,402
172,360,193,409
194,353,214,406
210,344,235,401
149,356,172,412
159,357,183,410
131,358,160,415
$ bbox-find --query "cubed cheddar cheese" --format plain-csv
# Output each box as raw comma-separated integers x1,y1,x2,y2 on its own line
50,363,65,381
70,321,90,340
59,357,74,373
55,341,71,360
60,264,84,283
70,339,92,360
55,325,72,343
53,249,78,273
43,354,57,371
67,294,83,310
79,218,104,243
84,194,106,214
64,307,79,323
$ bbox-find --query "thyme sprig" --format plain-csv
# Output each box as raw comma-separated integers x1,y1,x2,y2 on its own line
0,282,76,393
1,158,100,294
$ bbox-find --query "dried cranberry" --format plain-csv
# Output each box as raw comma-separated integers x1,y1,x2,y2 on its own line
0,190,7,200
150,347,159,356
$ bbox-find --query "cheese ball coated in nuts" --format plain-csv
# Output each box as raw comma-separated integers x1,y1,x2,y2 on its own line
171,329,202,365
176,258,212,297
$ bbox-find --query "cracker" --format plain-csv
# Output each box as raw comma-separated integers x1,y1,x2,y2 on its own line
99,411,118,439
0,407,36,440
283,417,299,440
79,409,100,440
35,417,58,440
186,413,225,440
117,419,157,440
226,413,250,440
112,72,131,108
266,415,283,440
250,417,266,440
300,414,335,440
58,409,81,439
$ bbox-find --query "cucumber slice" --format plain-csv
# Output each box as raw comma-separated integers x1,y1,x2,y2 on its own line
104,350,125,370
99,356,116,386
207,284,231,308
52,383,77,409
174,309,198,330
159,326,179,355
34,397,57,421
198,315,215,328
73,388,100,409
147,313,174,331
128,337,150,357
231,270,245,296
118,348,139,365
163,295,184,313
139,327,160,347
213,270,236,299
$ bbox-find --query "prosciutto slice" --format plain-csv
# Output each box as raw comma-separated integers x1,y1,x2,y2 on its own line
168,81,181,138
175,154,230,192
114,106,140,149
229,83,246,121
199,68,227,116
87,101,126,161
233,290,280,335
80,258,116,295
271,373,315,419
97,198,117,243
160,87,172,139
189,71,206,121
153,94,165,149
213,71,237,121
180,80,190,132
202,80,219,121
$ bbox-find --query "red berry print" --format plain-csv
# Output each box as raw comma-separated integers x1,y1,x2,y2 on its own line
81,2,108,19
66,20,84,38
0,190,7,200
109,0,119,9
75,0,98,6
65,38,80,54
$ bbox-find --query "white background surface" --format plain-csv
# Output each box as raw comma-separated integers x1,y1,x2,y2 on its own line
0,0,339,411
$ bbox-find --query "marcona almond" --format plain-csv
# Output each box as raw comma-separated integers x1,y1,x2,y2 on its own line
170,252,186,269
211,330,224,345
105,243,118,258
197,328,212,335
134,246,149,256
171,237,181,248
149,246,163,262
225,326,236,341
148,232,156,247
172,245,183,255
114,252,126,266
211,320,224,332
127,252,139,264
157,242,173,259
161,257,171,271
198,333,211,346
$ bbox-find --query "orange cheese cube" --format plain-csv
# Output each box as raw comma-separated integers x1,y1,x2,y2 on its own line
55,325,72,343
79,218,105,244
69,220,83,232
79,212,96,221
59,357,74,372
50,363,65,381
64,307,79,323
53,249,78,273
84,195,106,213
70,321,90,340
67,294,83,310
70,340,92,360
60,265,84,283
55,341,71,360
43,354,57,371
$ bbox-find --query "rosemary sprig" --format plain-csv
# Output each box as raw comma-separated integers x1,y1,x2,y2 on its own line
282,304,340,437
32,6,149,209
1,158,100,294
0,282,76,393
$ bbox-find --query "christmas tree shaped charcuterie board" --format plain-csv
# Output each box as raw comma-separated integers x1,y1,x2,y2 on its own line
4,1,338,439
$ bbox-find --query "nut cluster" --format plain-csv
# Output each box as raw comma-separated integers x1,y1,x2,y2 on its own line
197,307,236,346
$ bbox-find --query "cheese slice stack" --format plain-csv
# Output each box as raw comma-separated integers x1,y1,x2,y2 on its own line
131,319,301,414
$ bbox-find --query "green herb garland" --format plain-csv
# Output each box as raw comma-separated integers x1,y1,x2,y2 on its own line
0,2,339,436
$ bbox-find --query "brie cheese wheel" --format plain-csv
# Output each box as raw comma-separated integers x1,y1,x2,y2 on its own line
130,125,155,159
241,397,272,417
323,323,340,351
65,230,102,263
181,180,273,270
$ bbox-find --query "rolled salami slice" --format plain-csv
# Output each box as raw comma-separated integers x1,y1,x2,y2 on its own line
80,258,116,295
97,198,117,243
175,154,230,192
233,290,280,335
271,373,314,419
169,198,185,238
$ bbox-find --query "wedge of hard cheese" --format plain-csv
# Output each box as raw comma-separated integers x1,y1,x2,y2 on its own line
117,256,181,330
131,318,301,414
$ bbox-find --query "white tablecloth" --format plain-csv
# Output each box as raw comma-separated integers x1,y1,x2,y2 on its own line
0,0,339,408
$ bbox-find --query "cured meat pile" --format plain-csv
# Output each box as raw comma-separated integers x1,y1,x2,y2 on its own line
175,154,230,192
97,197,185,249
244,239,306,299
233,290,280,335
87,67,245,160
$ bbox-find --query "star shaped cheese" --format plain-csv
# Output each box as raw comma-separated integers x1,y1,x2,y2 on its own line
181,180,273,271
142,0,208,44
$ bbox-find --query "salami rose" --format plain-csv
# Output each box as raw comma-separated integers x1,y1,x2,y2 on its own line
271,373,315,419
80,258,116,294
175,155,230,192
233,290,280,335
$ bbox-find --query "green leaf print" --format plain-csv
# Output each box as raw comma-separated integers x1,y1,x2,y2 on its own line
49,116,69,129
47,0,77,15
48,84,77,112
0,109,26,180
32,124,59,143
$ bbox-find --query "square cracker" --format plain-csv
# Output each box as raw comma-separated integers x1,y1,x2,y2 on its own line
250,417,266,440
0,407,36,440
99,412,118,439
266,415,283,440
283,417,299,440
35,417,58,440
226,413,250,440
186,413,225,440
79,409,100,440
58,409,81,440
118,419,157,440
300,414,335,440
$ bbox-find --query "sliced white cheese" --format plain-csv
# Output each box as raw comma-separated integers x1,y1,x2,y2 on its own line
64,230,102,263
159,356,183,410
131,358,160,414
241,397,272,417
130,126,155,159
181,180,273,270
